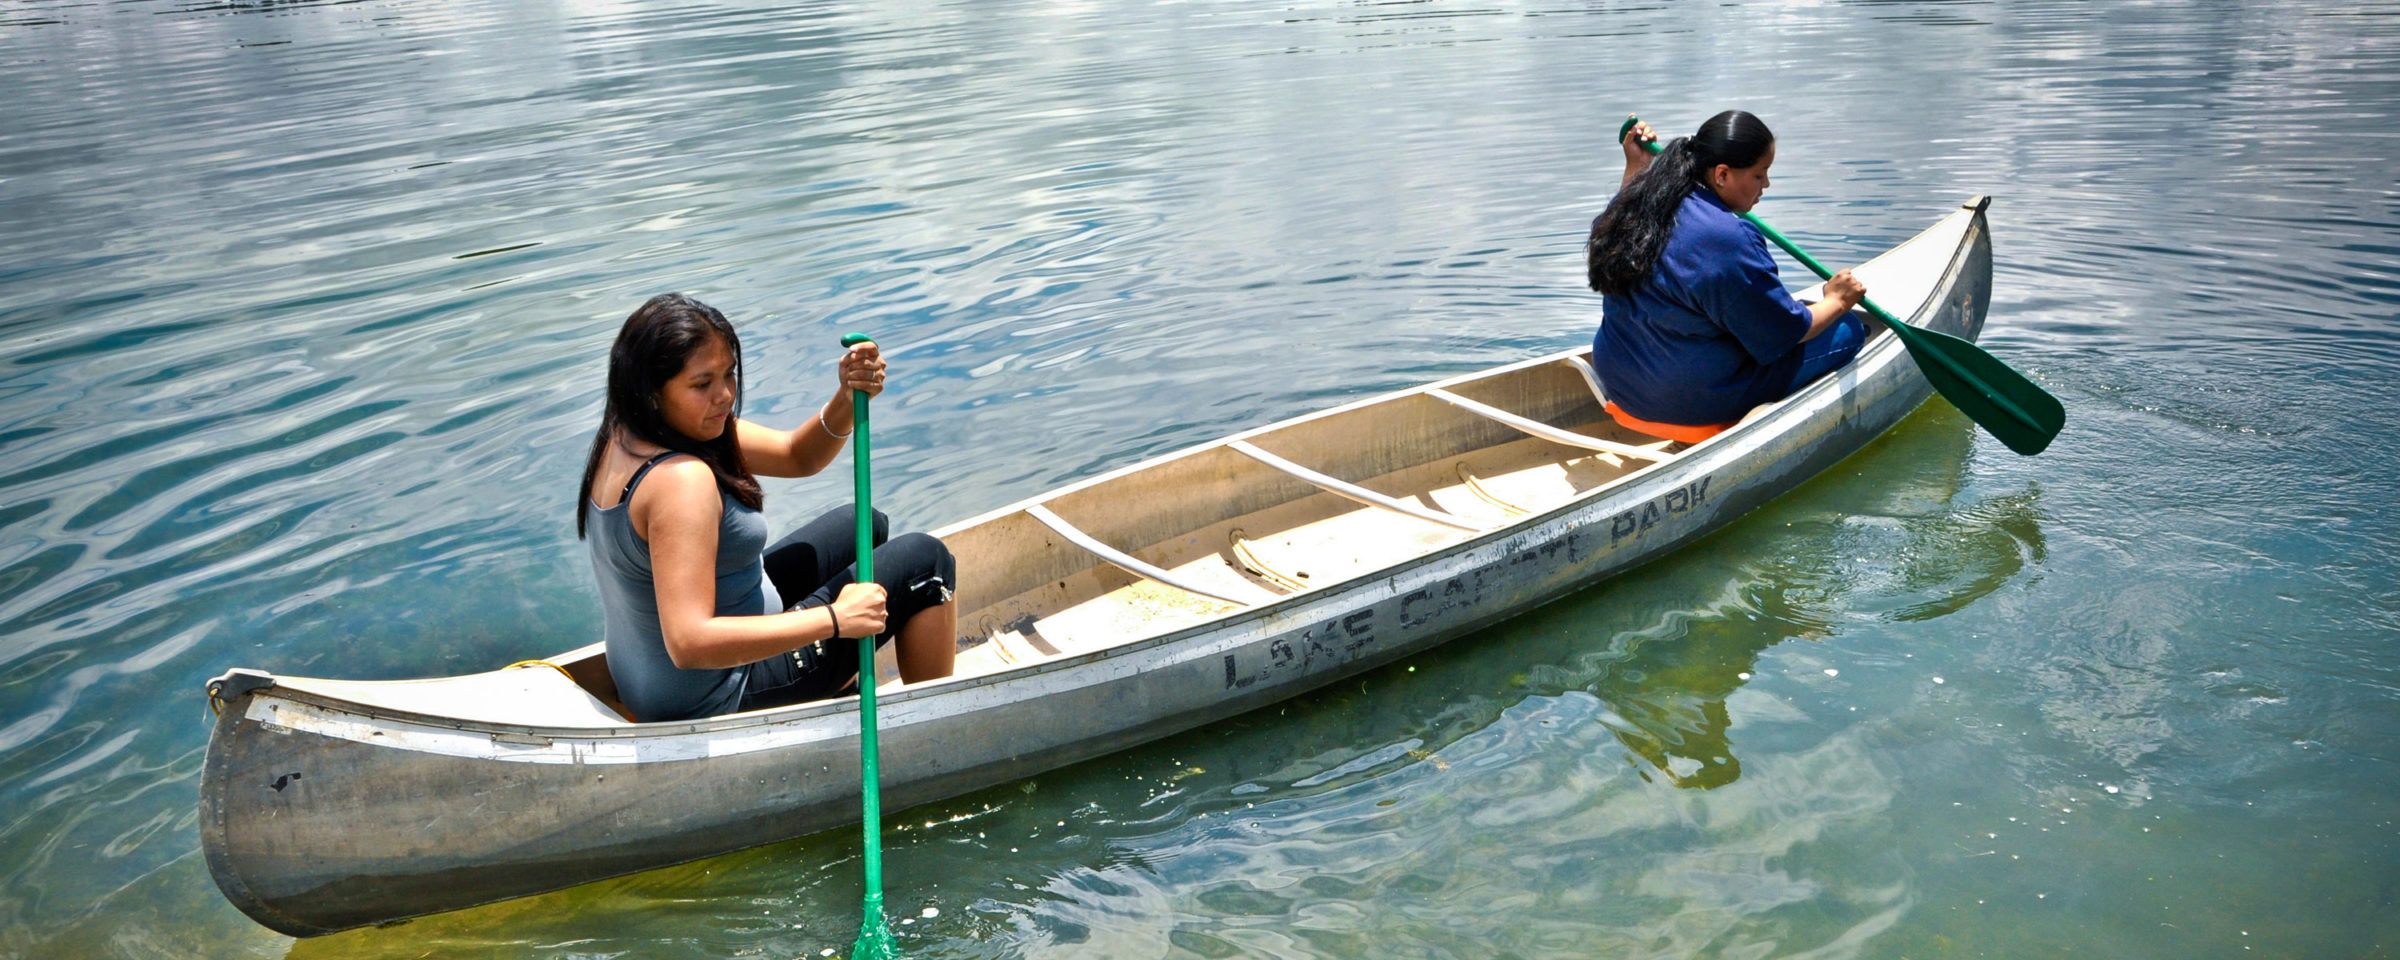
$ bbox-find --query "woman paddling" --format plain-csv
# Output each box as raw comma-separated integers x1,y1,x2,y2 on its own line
1587,111,1869,443
577,293,956,722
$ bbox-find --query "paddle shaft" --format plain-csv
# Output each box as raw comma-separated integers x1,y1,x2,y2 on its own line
1614,116,2061,454
841,332,898,960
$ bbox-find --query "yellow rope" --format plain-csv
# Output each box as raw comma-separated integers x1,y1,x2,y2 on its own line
504,659,581,685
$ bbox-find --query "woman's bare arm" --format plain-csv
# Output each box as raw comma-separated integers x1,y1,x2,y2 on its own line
637,459,886,669
739,342,886,478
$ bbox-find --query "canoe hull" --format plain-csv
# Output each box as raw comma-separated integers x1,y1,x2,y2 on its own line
202,201,1990,936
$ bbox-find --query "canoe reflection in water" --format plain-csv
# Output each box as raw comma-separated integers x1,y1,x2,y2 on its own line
1597,609,1776,790
1578,400,2041,790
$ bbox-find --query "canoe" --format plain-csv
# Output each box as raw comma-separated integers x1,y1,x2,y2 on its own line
200,197,1993,936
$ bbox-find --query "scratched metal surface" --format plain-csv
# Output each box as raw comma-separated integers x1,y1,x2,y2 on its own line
1,0,2396,957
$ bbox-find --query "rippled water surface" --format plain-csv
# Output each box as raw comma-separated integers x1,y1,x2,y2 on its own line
4,0,2398,957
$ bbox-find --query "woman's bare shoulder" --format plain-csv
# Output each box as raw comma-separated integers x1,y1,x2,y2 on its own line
641,455,716,490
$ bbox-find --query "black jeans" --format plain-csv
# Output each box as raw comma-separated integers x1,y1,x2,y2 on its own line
737,506,956,710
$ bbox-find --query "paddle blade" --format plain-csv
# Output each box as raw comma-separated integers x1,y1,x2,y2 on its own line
1884,320,2065,456
852,918,898,960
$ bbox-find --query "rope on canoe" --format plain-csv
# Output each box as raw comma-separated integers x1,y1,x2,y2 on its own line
505,659,581,685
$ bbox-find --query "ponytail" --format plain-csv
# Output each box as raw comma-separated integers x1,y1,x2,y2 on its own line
1585,110,1776,297
1587,136,1702,296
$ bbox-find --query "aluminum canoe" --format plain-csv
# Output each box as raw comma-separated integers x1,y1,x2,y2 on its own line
199,196,1994,936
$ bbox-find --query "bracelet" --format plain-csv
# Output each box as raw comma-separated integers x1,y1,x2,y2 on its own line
826,605,843,640
817,401,853,439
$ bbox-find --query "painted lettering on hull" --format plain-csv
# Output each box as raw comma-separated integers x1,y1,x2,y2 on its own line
1609,477,1711,543
1224,477,1719,692
1225,610,1377,690
1221,527,1602,690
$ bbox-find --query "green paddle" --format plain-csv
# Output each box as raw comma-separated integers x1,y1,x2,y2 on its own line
1617,115,2064,455
840,332,898,960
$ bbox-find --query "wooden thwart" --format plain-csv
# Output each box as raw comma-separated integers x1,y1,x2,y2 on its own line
1423,388,1672,462
1226,440,1481,532
1561,355,1609,406
1023,504,1251,606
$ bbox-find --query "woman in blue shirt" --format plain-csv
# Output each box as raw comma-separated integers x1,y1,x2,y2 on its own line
1585,111,1868,441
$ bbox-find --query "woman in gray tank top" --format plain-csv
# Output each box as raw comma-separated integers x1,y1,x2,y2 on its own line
576,294,958,723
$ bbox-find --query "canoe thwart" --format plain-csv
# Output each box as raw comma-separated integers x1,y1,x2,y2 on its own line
1024,504,1253,606
1225,440,1482,532
1423,388,1671,462
1561,355,1608,407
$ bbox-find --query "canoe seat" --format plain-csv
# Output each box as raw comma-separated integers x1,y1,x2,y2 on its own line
277,661,633,728
1603,402,1730,445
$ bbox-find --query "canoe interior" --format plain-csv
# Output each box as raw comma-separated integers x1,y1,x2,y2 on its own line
940,362,1678,660
266,202,1975,728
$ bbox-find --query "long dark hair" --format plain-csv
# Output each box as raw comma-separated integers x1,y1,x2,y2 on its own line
1585,110,1777,296
576,293,763,538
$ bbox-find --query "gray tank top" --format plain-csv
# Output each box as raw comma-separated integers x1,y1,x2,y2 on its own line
585,452,781,721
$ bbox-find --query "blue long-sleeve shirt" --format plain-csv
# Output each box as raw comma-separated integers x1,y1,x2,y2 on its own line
1592,188,1817,426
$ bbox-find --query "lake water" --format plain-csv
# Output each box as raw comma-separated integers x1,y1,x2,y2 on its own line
3,0,2397,957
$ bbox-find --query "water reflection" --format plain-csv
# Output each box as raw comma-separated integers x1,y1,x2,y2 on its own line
1592,606,1772,791
1560,406,2030,792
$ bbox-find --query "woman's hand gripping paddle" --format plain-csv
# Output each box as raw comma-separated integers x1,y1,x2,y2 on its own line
841,332,899,960
1617,115,2064,455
